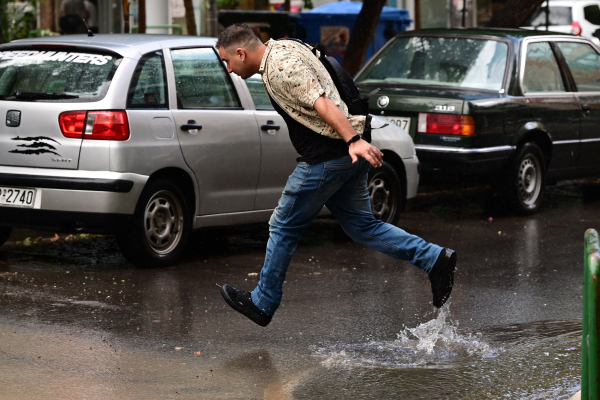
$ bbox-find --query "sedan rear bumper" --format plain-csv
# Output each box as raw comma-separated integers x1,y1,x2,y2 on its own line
415,144,515,174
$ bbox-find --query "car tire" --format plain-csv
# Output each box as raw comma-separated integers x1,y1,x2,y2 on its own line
368,161,405,225
116,179,191,268
502,142,546,215
0,227,12,247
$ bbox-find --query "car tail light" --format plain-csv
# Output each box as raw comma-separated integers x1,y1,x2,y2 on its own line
571,21,582,35
59,111,130,140
59,111,87,138
417,113,475,136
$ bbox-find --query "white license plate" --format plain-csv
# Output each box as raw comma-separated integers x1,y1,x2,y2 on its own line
384,116,411,132
0,187,38,208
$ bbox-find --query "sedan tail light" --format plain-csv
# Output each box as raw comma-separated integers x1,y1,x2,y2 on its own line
59,111,130,140
571,21,582,35
417,113,475,136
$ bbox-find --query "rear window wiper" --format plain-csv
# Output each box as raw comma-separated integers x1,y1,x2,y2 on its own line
5,91,80,101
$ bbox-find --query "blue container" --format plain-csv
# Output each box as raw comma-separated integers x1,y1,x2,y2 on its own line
299,1,412,64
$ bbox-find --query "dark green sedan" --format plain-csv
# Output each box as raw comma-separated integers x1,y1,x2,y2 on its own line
356,28,600,214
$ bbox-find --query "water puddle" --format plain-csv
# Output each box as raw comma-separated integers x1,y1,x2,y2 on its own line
305,306,581,399
312,302,498,369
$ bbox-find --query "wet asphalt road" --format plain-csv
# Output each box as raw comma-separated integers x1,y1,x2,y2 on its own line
0,180,597,399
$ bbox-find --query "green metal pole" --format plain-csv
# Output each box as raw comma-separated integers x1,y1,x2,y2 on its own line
583,229,600,400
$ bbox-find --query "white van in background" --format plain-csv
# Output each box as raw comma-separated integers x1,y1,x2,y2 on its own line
521,0,600,46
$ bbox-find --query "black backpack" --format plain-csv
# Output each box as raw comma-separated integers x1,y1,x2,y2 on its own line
282,39,383,141
316,53,380,117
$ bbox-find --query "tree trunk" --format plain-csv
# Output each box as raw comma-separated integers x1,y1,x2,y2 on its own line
0,0,6,44
138,0,146,33
414,0,421,30
40,0,55,31
487,0,546,28
183,0,197,36
342,0,386,77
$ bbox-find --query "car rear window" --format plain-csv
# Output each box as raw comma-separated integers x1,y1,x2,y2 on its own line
524,6,573,27
0,48,121,102
356,36,508,91
584,5,600,25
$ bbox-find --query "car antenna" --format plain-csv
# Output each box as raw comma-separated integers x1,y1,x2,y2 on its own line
82,19,94,37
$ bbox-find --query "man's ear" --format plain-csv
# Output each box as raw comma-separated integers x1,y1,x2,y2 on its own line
235,48,246,61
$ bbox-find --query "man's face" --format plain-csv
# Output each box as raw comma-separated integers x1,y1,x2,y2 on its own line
218,46,252,79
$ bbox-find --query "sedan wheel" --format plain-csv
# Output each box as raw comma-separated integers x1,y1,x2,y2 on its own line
503,142,546,214
517,154,542,206
117,179,190,268
368,162,404,225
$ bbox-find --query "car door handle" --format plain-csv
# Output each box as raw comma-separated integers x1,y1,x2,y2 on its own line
181,120,203,135
261,122,280,135
582,103,592,112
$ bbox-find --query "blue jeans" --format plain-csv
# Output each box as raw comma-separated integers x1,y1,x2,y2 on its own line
251,156,443,316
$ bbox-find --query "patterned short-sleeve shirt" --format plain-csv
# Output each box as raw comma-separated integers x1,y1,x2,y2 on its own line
259,39,366,140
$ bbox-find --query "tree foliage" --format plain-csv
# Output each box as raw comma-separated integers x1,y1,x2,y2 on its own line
0,0,38,44
487,0,547,28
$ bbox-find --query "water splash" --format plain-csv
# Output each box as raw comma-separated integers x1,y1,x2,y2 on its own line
313,303,499,369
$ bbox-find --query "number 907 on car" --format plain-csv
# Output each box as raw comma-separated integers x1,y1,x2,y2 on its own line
0,187,38,208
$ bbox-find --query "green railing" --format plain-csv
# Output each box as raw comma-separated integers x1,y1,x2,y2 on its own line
583,229,600,400
130,24,183,34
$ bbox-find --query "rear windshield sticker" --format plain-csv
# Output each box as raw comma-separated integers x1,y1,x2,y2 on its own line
0,51,112,66
9,136,61,157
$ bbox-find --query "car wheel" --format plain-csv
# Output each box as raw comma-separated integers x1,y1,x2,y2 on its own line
368,161,405,225
117,179,190,268
503,142,546,215
0,227,12,247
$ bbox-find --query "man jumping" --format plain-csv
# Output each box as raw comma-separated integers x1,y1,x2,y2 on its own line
216,24,456,327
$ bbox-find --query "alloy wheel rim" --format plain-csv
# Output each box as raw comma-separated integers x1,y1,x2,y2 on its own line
517,155,542,205
369,173,395,221
143,190,184,255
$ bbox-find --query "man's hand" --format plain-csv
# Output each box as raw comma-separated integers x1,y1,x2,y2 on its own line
349,139,383,168
313,95,384,167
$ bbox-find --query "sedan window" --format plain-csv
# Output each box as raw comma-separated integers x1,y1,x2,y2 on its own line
355,36,508,91
557,42,600,92
171,48,240,109
522,42,565,93
246,75,273,110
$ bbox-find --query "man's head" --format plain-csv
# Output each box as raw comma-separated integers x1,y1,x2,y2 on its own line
216,24,265,79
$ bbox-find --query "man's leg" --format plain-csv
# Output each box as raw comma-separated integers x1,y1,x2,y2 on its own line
221,161,333,325
325,159,456,307
251,161,337,315
325,159,442,272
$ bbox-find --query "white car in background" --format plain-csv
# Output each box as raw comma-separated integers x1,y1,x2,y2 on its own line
522,0,600,46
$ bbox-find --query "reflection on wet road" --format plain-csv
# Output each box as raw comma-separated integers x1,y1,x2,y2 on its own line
1,180,597,399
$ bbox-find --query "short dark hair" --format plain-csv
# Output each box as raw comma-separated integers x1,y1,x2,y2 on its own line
216,24,262,53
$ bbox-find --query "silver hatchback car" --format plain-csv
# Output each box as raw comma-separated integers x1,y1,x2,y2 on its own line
0,35,419,267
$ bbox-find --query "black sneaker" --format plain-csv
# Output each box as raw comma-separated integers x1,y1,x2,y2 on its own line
220,284,272,327
428,249,457,308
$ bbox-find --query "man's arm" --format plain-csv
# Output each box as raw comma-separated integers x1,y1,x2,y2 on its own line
313,95,383,168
